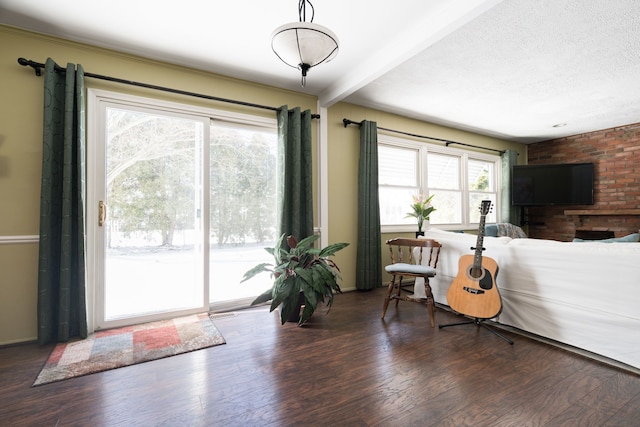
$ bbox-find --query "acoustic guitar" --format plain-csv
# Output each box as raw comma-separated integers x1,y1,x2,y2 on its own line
446,200,503,319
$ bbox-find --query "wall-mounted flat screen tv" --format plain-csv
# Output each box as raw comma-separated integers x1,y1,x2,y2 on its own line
511,163,594,206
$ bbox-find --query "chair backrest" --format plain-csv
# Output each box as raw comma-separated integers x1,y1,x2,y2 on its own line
386,238,442,269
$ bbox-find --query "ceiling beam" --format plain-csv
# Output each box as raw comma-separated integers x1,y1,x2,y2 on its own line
318,0,505,108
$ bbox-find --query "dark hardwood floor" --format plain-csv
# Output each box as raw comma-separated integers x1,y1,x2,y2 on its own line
2,287,640,426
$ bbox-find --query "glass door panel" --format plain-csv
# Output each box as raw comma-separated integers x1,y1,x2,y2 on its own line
209,123,277,307
102,106,206,324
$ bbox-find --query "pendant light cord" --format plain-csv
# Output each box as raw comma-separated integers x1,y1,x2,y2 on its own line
299,0,315,22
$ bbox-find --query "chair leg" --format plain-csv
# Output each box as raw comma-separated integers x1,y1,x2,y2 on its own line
394,275,403,308
424,279,435,327
381,276,396,319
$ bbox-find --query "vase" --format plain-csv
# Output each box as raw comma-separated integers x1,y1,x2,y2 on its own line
415,231,425,238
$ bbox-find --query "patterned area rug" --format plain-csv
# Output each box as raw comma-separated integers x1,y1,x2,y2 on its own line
33,313,225,386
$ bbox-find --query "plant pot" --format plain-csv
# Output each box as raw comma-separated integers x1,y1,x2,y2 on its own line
415,231,425,238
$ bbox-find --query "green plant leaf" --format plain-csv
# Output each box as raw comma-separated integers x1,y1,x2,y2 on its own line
313,266,340,295
295,234,320,251
241,263,273,282
272,233,287,265
294,266,313,287
302,286,318,309
299,300,315,325
318,242,349,257
271,277,295,309
251,288,274,306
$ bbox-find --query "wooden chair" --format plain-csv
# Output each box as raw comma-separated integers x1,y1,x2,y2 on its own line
382,238,442,327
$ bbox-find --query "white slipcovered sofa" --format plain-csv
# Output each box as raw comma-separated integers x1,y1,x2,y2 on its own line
416,228,640,371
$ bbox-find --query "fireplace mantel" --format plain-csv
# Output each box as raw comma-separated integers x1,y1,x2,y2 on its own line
564,209,640,216
564,208,640,233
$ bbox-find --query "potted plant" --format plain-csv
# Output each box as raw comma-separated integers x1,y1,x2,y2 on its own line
241,234,349,325
406,194,436,237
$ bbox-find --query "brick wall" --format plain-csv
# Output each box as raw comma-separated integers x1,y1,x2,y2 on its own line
524,122,640,241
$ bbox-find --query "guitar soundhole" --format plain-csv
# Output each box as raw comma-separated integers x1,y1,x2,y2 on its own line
466,266,493,290
469,267,483,279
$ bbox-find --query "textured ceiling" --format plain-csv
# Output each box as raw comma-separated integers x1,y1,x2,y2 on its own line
2,0,639,143
345,0,640,142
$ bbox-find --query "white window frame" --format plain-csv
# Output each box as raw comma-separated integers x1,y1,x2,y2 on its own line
378,132,502,233
378,137,422,233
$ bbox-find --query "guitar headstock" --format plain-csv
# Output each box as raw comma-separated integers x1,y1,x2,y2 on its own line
480,200,492,216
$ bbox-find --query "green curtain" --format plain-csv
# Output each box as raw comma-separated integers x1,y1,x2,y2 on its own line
37,58,88,344
501,149,519,224
276,106,314,241
356,121,382,290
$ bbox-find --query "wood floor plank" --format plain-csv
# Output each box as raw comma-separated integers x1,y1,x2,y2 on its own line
1,287,639,426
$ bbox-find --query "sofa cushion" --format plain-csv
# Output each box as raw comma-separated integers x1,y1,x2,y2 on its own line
485,224,498,237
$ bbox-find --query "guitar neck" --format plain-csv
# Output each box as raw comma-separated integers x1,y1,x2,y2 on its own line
473,214,487,268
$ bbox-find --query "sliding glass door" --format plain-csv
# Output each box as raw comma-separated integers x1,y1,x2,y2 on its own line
88,90,278,329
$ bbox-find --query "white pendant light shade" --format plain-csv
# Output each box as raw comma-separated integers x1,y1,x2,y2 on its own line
272,22,339,73
271,0,339,86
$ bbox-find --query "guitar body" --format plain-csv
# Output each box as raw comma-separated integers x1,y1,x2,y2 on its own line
446,254,502,319
445,200,503,320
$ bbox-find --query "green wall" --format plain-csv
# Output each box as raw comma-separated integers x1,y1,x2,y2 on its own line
0,25,525,344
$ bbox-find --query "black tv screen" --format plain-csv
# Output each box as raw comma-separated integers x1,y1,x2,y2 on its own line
511,163,594,206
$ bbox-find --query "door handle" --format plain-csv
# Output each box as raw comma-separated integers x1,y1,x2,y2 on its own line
98,200,107,227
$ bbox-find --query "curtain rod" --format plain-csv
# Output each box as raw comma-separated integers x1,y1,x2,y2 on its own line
342,118,505,154
17,58,320,119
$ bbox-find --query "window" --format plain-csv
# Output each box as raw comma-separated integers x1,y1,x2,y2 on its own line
426,153,461,225
467,158,497,223
378,134,500,230
378,144,420,227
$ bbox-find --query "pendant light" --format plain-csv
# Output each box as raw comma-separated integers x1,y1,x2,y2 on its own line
271,0,339,86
